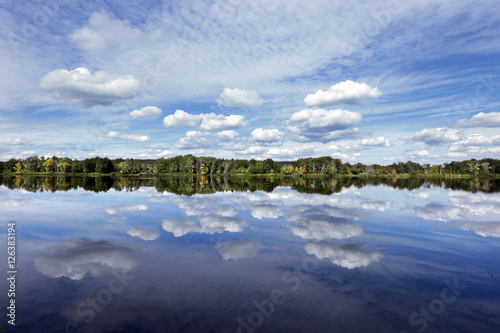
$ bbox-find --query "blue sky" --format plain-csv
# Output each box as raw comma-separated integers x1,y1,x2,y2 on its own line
1,0,500,163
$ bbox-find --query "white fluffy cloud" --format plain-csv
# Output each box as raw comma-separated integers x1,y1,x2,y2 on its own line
448,145,500,158
360,136,389,148
156,150,174,157
450,221,500,238
289,218,363,240
331,152,358,161
250,203,284,219
163,110,247,131
174,131,214,149
214,130,239,141
405,202,465,222
105,131,150,142
216,88,264,108
129,106,162,119
200,114,247,131
291,109,362,129
304,241,383,269
447,152,467,158
234,145,267,155
162,216,248,237
33,238,138,280
288,109,362,143
304,80,381,107
250,128,283,142
215,240,265,261
163,110,202,128
451,134,500,146
455,112,500,128
286,205,367,240
39,67,141,107
127,226,160,241
264,145,319,159
407,127,461,145
408,150,439,159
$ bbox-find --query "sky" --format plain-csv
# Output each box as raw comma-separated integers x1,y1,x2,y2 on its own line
0,0,500,164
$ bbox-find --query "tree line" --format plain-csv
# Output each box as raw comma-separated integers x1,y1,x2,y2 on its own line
2,174,499,195
0,154,499,176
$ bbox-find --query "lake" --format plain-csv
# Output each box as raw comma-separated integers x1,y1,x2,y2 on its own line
1,175,499,332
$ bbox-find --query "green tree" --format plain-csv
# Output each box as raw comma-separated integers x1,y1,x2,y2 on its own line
43,158,55,172
118,161,130,174
58,158,72,173
71,160,84,173
95,157,114,174
26,156,39,172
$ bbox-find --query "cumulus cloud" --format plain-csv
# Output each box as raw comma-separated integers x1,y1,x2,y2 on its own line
174,131,213,149
156,150,174,157
200,114,247,131
408,150,439,159
448,145,500,158
287,109,362,143
451,134,500,146
105,131,150,142
304,80,381,107
405,202,465,222
450,221,500,238
446,152,467,158
250,203,284,219
39,67,141,107
291,109,362,129
286,205,365,240
250,128,283,142
304,241,383,269
33,238,138,280
163,110,247,131
264,145,319,159
162,216,247,237
455,112,500,128
331,152,358,161
19,151,37,157
407,127,461,145
127,226,160,241
129,106,162,119
216,88,264,108
289,218,363,240
214,130,239,141
163,110,203,128
359,136,389,148
234,145,267,155
172,196,239,217
215,240,265,261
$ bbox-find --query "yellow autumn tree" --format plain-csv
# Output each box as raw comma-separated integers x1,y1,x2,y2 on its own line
43,158,55,172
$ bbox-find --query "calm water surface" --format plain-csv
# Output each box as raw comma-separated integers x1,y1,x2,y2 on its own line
0,176,499,333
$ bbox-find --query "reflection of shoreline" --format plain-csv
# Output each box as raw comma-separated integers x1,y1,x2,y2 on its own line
2,175,499,195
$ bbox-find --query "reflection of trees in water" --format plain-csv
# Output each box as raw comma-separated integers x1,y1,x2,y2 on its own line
1,175,499,195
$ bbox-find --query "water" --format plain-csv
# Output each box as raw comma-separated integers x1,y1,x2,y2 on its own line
1,175,499,333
